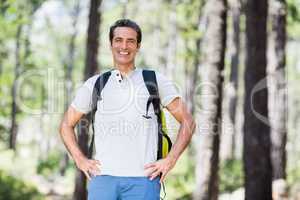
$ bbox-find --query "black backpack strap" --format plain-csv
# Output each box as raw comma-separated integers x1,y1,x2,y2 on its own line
88,71,112,158
142,70,163,160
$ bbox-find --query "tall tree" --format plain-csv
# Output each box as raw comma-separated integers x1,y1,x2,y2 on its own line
268,0,287,180
243,0,272,199
179,0,204,114
185,2,204,115
9,24,22,150
193,0,227,199
73,0,102,199
220,0,241,161
9,0,45,150
83,0,102,81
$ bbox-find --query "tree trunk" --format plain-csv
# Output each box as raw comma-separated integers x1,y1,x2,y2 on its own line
193,0,227,199
60,0,81,176
188,15,202,115
220,0,241,161
9,24,22,150
268,0,287,181
243,0,272,199
83,0,102,81
73,0,102,199
184,1,204,115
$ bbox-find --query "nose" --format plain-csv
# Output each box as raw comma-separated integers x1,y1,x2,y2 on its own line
121,41,127,49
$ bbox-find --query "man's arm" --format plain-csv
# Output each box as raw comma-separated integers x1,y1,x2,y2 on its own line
144,97,196,182
59,106,101,180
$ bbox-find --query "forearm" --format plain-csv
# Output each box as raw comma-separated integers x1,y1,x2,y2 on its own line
166,118,196,164
59,124,86,164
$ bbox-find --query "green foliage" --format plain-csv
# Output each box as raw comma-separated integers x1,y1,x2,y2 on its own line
36,152,61,177
287,0,300,38
37,152,71,177
287,163,300,185
166,149,196,200
219,159,244,193
0,170,43,200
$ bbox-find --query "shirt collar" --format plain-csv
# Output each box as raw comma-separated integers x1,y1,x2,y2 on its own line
112,67,139,79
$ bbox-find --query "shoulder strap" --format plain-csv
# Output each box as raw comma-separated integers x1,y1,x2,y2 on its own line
142,70,161,116
88,71,111,158
142,69,164,160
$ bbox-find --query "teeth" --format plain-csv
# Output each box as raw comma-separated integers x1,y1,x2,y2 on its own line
119,51,129,55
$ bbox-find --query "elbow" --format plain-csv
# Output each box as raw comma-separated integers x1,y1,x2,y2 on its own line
59,119,70,138
59,120,65,137
190,118,196,135
182,115,196,136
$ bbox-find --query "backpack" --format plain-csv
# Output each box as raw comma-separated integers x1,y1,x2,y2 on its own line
87,69,172,160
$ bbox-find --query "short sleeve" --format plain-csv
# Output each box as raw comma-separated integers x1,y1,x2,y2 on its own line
156,72,181,107
70,75,99,114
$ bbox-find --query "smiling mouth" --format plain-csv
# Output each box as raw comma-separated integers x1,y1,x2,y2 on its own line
118,51,129,55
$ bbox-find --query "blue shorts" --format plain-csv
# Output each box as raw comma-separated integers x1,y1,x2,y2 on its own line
87,175,161,200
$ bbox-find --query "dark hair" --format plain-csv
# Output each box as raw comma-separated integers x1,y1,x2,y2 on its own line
109,19,142,45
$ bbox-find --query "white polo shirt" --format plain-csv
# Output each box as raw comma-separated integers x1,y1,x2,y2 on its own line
71,68,180,177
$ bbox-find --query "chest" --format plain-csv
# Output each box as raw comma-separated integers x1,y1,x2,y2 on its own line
96,76,152,116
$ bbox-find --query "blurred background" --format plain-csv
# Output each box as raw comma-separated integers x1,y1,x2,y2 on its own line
0,0,299,199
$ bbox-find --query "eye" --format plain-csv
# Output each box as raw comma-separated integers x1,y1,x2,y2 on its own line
114,38,122,42
127,39,136,44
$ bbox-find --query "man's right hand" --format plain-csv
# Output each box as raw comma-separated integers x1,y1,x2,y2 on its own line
59,106,102,180
75,156,101,180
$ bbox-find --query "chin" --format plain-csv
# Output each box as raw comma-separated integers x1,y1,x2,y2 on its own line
116,60,133,66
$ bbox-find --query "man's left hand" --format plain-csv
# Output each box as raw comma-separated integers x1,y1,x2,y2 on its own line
144,157,176,183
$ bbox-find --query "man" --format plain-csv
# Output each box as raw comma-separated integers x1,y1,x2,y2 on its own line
59,19,195,200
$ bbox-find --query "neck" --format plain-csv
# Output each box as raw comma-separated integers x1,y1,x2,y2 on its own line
114,63,135,75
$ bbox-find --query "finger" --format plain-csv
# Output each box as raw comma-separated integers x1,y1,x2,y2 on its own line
88,165,99,175
91,160,101,165
160,172,167,183
89,163,101,172
90,164,101,172
145,167,159,177
96,163,101,170
84,170,91,180
150,170,161,180
144,162,156,169
90,169,101,176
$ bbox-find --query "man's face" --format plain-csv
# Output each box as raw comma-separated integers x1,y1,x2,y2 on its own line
111,27,140,67
111,27,140,65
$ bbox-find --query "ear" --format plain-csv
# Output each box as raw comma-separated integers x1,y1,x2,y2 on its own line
137,43,141,50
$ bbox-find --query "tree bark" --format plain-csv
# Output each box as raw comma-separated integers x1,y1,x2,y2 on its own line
268,0,287,180
243,0,272,199
73,0,102,200
184,1,204,115
220,0,241,161
83,0,102,81
9,24,22,150
193,0,227,199
188,13,202,115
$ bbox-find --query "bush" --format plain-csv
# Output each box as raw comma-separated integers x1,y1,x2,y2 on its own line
37,152,71,177
219,159,244,193
0,170,43,200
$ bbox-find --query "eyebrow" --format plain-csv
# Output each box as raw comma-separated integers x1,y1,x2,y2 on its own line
114,37,136,41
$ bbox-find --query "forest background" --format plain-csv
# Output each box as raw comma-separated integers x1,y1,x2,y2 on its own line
0,0,300,199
